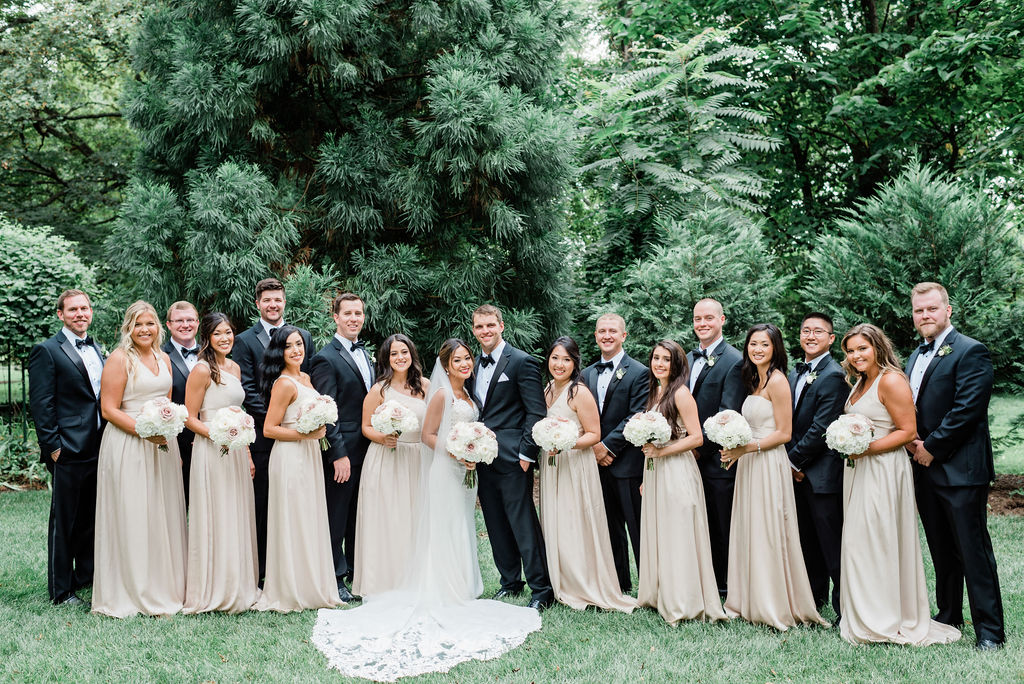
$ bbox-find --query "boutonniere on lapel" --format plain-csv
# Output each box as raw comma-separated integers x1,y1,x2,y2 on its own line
615,368,626,381
937,344,952,358
706,355,717,368
804,371,818,385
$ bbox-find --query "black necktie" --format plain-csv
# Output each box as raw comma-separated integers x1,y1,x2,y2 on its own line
595,360,613,372
268,327,279,338
693,348,708,359
351,340,365,351
480,354,495,368
795,362,811,375
182,347,199,358
918,340,935,354
75,336,94,350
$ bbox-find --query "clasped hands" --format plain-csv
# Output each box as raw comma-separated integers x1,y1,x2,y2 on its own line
906,438,934,467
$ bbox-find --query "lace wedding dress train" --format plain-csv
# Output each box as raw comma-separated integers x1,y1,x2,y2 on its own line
311,362,541,681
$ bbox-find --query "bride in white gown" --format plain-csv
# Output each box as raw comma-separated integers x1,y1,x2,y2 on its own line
312,339,542,681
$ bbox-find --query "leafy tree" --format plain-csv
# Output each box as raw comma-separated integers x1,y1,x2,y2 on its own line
114,0,577,354
0,214,98,359
801,162,1024,387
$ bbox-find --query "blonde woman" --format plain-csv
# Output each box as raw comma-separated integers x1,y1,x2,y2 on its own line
92,301,187,618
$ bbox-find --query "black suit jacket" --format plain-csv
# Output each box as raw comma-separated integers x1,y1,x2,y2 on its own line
786,354,848,494
28,331,105,463
161,340,197,454
581,354,650,479
470,343,546,474
687,342,746,479
905,328,995,487
232,321,315,451
310,337,373,467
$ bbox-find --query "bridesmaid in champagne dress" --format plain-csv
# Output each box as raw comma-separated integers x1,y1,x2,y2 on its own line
93,301,186,618
353,334,429,597
838,324,960,646
720,324,827,631
182,313,259,614
254,327,342,612
538,337,635,613
638,340,725,625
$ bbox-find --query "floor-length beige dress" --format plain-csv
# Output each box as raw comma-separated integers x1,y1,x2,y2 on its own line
638,417,726,625
254,375,342,612
352,387,427,597
538,384,635,613
724,394,828,630
183,363,259,613
839,373,961,645
92,358,187,618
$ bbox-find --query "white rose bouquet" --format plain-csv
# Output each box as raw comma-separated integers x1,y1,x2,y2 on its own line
532,415,580,466
296,394,339,450
135,397,189,452
370,400,421,449
703,409,754,469
207,406,257,456
446,421,498,488
624,411,673,470
825,413,875,468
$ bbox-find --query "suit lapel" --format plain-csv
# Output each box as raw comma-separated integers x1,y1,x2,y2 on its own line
363,348,375,384
917,329,958,400
692,358,713,396
484,348,511,408
255,322,270,349
332,337,364,382
165,344,189,380
603,355,629,404
584,366,600,408
58,332,95,396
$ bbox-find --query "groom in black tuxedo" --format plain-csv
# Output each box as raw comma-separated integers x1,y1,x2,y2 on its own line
581,313,649,593
161,300,200,506
905,282,1004,651
686,298,745,596
470,304,553,610
28,289,105,606
311,292,373,602
232,277,315,580
786,312,847,617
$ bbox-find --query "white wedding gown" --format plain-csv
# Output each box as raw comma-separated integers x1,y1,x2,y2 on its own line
311,365,542,681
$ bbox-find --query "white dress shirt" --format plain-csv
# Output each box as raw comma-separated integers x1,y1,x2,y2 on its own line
260,318,284,343
171,338,200,373
595,348,626,412
336,333,372,390
688,336,723,391
62,327,102,396
909,325,955,402
793,352,830,407
475,340,506,408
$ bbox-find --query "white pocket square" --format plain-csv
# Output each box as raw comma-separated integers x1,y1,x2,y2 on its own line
498,373,510,382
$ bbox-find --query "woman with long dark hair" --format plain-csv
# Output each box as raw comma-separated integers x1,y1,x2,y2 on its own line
182,312,258,614
538,336,635,613
353,334,430,596
254,326,342,612
720,323,826,630
637,340,725,625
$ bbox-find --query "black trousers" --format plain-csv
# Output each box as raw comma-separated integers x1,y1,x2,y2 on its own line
45,459,96,602
176,429,194,509
915,475,1004,643
701,474,734,594
324,462,360,583
793,478,843,616
251,445,271,580
477,464,552,602
598,466,642,593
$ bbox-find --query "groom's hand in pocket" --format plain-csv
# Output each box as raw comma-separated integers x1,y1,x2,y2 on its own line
333,456,352,483
519,459,530,472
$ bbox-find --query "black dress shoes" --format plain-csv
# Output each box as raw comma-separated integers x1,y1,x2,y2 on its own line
57,593,88,608
492,588,523,600
527,597,553,612
338,585,362,603
975,639,1004,652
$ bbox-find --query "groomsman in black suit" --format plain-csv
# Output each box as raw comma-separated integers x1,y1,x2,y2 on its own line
232,277,315,580
28,289,104,606
161,300,200,506
686,298,745,596
470,304,553,610
786,312,847,618
310,292,373,603
905,282,1004,651
581,313,649,593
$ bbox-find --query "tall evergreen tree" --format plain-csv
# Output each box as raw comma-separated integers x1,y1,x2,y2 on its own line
110,0,577,353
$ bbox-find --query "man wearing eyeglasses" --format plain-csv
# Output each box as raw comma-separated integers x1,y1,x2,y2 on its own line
163,300,201,506
786,312,847,619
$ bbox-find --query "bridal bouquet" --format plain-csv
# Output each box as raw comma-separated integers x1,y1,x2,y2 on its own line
446,421,498,488
207,406,257,456
703,409,753,469
296,394,339,450
135,397,189,452
624,411,672,470
532,415,580,466
825,413,875,469
370,400,421,447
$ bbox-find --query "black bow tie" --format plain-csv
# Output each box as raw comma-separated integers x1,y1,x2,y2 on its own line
182,346,199,358
693,348,708,359
595,360,614,372
350,340,365,351
795,362,811,375
268,327,279,338
74,336,94,350
480,354,495,368
918,340,935,354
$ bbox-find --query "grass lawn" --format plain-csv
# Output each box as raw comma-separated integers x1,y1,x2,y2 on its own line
1,492,1021,683
990,394,1024,475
